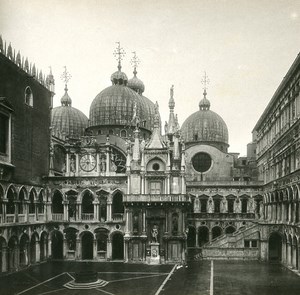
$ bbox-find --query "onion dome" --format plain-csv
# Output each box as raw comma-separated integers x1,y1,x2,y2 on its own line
52,85,88,140
181,89,229,149
128,68,145,94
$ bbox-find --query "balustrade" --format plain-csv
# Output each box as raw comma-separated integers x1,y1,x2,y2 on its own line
52,213,63,221
81,213,94,221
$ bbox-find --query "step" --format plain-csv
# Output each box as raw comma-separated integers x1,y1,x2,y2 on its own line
64,279,109,290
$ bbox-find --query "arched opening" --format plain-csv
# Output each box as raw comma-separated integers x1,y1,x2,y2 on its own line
8,236,18,271
200,199,207,213
18,188,26,214
228,199,234,213
212,226,222,239
30,234,38,264
187,226,196,247
40,232,48,261
0,237,7,273
269,232,282,262
292,236,298,269
52,191,63,213
81,232,94,260
96,229,108,259
51,231,63,259
198,226,209,247
6,187,15,215
82,191,94,214
214,199,220,213
112,192,124,215
29,190,36,214
241,198,248,213
225,226,236,234
112,233,124,260
19,234,29,267
38,191,45,214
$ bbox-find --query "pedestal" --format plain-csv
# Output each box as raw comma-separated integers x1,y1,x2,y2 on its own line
149,243,160,265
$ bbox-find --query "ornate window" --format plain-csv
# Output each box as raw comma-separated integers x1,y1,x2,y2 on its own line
150,181,161,194
25,86,33,106
192,152,212,173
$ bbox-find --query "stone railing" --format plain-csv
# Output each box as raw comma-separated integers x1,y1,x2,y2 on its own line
28,214,35,222
187,212,255,219
124,194,190,203
52,213,64,221
81,213,94,221
18,214,26,223
112,213,124,222
38,214,45,222
6,214,15,223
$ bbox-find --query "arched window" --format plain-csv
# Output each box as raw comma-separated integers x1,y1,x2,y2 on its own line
38,191,44,213
241,199,248,213
18,188,26,214
29,191,35,214
82,191,94,213
214,199,220,213
6,187,15,214
52,191,63,213
120,130,127,138
228,199,234,213
200,199,207,213
25,86,33,106
112,192,124,214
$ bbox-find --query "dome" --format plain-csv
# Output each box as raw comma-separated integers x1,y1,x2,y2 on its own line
52,88,88,140
89,84,155,131
181,91,229,147
128,76,145,94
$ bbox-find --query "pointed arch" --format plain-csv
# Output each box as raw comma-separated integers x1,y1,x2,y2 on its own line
112,191,124,215
52,190,63,214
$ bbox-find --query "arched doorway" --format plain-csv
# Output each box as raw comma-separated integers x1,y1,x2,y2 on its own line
8,236,18,271
225,226,236,234
19,234,29,267
112,233,124,260
187,226,196,247
30,234,38,264
40,232,48,261
212,226,222,239
82,232,94,260
198,226,209,246
269,232,282,262
0,237,7,273
51,231,63,259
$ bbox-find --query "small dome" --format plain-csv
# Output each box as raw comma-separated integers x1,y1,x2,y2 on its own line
111,70,128,84
181,92,228,147
52,89,88,140
128,76,145,94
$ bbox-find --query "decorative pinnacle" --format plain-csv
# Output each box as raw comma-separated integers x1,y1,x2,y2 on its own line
169,85,175,110
60,66,72,91
113,42,126,71
201,71,210,98
130,51,140,76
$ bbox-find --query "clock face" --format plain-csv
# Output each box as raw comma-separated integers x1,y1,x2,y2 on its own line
80,154,96,172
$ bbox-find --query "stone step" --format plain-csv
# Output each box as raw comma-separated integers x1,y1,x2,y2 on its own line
64,279,109,290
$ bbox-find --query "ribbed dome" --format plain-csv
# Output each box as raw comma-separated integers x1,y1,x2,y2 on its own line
181,92,228,146
128,76,145,94
52,89,88,140
89,84,155,131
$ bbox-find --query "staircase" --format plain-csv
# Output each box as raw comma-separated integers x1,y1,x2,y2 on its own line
64,279,109,290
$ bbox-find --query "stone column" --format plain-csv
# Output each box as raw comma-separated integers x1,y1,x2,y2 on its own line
76,238,81,260
107,199,112,222
209,229,212,243
48,237,52,258
260,239,268,261
35,241,40,263
66,153,70,176
142,209,146,235
75,154,79,176
293,203,297,224
93,238,97,260
281,203,285,223
93,200,99,221
292,243,297,268
282,240,286,264
1,246,7,272
141,175,145,194
165,209,168,233
288,203,292,223
63,201,68,221
106,148,110,176
107,238,112,261
63,235,67,259
196,228,199,247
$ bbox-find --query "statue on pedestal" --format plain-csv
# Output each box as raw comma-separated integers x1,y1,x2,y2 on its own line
151,225,159,243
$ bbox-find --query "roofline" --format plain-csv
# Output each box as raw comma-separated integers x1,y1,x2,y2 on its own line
252,52,300,132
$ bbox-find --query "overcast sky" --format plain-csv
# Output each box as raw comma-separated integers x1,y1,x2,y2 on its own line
1,0,300,155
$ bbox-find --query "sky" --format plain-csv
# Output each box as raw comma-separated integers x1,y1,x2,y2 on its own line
1,0,300,155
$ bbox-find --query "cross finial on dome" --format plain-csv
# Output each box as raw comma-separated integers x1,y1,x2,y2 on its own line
61,66,72,92
113,42,126,71
201,71,210,98
130,51,140,77
60,66,72,106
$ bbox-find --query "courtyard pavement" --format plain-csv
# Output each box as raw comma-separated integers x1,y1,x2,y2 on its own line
0,260,299,295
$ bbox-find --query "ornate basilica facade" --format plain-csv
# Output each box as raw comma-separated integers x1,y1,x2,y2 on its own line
0,39,299,274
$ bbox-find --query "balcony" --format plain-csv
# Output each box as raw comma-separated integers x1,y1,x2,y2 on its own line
6,214,15,223
187,212,255,219
28,214,35,222
81,213,94,221
52,213,63,221
124,194,190,203
112,213,123,222
38,213,45,222
18,214,26,223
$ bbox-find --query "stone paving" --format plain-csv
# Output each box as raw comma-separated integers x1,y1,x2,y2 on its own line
0,261,299,295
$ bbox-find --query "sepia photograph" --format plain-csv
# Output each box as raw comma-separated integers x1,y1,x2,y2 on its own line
0,0,300,294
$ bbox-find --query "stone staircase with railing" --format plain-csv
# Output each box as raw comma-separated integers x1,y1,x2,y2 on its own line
188,223,261,260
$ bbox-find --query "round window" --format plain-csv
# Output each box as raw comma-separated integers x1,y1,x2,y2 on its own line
152,163,160,171
192,152,212,173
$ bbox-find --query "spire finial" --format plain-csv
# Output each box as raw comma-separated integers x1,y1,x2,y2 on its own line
61,66,72,92
169,85,175,110
113,42,126,71
130,51,140,77
201,71,210,98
